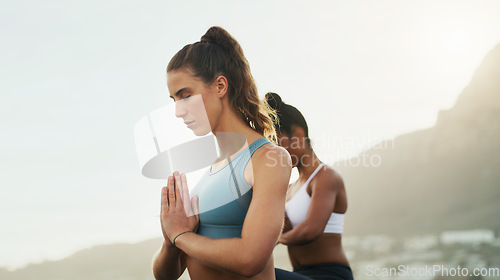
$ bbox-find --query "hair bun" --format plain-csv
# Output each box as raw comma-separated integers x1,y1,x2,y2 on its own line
200,26,236,53
265,92,284,110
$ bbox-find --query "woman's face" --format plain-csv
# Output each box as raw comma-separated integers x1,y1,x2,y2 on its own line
277,133,301,167
167,69,222,136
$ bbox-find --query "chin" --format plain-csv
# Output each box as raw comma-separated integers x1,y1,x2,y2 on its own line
191,126,212,137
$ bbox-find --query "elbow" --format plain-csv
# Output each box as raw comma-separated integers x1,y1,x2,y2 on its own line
152,270,165,280
301,225,323,243
152,268,178,280
240,263,266,278
151,252,164,280
238,254,269,278
151,266,166,280
152,261,170,280
151,247,180,280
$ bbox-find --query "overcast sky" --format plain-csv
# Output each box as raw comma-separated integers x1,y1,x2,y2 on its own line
1,0,500,270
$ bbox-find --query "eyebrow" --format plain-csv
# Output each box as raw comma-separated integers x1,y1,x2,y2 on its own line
170,87,191,100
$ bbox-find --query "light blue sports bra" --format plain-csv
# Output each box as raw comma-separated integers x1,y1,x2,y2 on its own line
190,138,270,239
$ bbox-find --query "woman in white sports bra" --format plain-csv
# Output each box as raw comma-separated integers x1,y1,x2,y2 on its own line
267,93,353,280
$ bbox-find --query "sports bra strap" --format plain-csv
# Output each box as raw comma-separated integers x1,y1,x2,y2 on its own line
227,138,270,206
304,162,326,186
238,138,270,165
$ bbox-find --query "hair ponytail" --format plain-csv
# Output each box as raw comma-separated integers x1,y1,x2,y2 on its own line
167,26,277,143
265,92,310,146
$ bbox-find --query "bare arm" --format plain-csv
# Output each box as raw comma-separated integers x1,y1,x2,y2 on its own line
168,145,292,277
282,214,293,233
152,241,186,280
279,168,342,245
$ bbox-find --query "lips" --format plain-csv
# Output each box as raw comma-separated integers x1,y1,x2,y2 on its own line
184,121,195,127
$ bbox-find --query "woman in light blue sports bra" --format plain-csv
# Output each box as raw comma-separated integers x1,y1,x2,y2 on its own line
152,27,293,280
267,93,354,280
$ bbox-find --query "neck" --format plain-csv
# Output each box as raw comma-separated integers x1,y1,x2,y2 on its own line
296,149,322,180
212,106,258,158
214,131,248,159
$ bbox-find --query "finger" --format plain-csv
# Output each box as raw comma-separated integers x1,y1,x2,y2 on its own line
174,172,183,209
191,196,200,221
175,172,183,202
168,176,175,207
161,186,168,214
181,174,193,216
181,173,189,201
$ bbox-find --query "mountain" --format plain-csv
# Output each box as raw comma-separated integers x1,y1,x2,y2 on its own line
0,239,163,280
339,43,500,236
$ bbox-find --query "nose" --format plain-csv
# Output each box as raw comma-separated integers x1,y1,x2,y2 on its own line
175,101,187,119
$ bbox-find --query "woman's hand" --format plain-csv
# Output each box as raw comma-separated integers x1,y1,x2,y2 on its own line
160,171,199,243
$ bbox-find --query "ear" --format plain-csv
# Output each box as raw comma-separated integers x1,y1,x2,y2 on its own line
214,76,229,98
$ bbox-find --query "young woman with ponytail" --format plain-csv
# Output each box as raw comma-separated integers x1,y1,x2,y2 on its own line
152,27,292,280
267,93,354,280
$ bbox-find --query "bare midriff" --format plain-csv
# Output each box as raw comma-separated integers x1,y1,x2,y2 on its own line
184,255,276,280
287,233,349,268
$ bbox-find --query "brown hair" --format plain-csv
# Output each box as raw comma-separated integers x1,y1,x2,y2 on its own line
167,26,277,143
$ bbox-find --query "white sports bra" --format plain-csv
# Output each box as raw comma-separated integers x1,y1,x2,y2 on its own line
285,163,345,234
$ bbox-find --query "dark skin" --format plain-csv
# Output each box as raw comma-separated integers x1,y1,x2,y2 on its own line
277,126,350,268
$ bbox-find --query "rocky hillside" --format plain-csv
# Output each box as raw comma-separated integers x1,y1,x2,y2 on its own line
339,44,500,236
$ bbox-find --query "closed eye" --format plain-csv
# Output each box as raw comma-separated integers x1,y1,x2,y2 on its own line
168,94,191,103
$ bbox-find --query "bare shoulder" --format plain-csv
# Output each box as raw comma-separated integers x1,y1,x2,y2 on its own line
252,143,291,170
251,143,291,191
312,164,345,192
